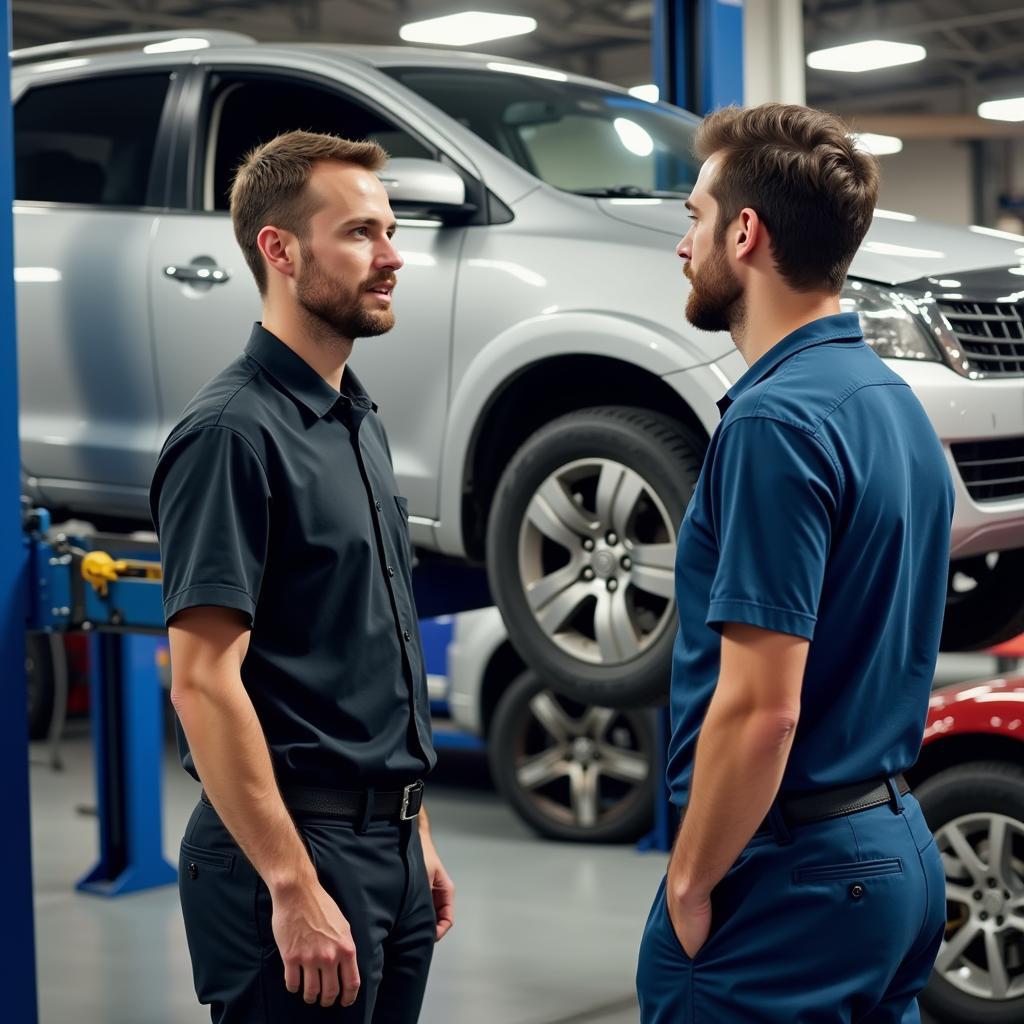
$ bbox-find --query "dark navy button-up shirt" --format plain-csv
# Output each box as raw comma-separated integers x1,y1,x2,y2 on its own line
667,312,954,805
151,324,436,789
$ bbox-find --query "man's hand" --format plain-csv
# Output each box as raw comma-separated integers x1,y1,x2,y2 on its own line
271,878,360,1008
665,872,712,960
420,830,455,942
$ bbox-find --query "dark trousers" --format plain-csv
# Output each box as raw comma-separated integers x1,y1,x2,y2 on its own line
178,799,435,1023
637,792,946,1023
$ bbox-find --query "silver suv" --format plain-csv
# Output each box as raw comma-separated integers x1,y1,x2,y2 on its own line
12,30,1024,705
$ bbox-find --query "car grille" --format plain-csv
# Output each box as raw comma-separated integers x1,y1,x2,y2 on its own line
936,299,1024,377
951,437,1024,502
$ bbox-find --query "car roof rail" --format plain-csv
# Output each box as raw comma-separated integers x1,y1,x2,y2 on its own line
10,29,256,66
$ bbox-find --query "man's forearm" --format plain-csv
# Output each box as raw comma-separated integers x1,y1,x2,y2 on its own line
172,677,314,894
670,684,798,899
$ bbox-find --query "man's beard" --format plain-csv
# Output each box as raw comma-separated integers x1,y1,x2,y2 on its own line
684,241,745,334
296,245,396,342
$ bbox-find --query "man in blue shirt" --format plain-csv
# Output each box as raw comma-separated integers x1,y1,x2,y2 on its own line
636,104,954,1022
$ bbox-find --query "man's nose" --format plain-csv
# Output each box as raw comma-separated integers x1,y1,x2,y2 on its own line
676,233,691,260
377,238,404,271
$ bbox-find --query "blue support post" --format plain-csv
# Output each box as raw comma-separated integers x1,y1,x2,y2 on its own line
641,0,744,855
653,0,744,115
0,1,40,1018
77,634,176,896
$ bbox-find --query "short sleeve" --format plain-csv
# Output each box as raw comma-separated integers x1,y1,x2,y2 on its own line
150,426,271,627
706,417,840,639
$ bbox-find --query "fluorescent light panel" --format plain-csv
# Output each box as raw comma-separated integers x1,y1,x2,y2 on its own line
854,132,903,156
400,11,537,46
807,40,926,73
978,97,1024,122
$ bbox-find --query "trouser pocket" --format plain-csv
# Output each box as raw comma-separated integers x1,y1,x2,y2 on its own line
178,812,265,1013
792,857,903,884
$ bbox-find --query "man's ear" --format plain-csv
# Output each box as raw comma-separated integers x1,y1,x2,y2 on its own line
734,208,762,262
256,225,298,282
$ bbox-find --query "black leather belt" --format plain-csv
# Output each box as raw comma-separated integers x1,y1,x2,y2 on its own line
201,780,425,823
754,774,909,837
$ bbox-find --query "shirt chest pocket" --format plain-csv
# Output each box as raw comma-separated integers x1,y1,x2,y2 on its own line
384,495,416,574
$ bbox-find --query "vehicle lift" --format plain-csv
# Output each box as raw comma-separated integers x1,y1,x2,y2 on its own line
22,508,494,899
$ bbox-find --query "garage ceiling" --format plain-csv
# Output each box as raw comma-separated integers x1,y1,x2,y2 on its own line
11,0,1024,122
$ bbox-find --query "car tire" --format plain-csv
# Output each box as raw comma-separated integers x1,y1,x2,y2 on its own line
26,630,56,740
486,406,702,708
916,761,1024,1022
488,670,657,843
941,549,1024,652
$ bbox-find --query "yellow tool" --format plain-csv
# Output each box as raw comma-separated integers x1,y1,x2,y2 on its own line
81,551,162,597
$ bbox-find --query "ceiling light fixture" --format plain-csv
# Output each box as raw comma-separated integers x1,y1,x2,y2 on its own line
978,97,1024,122
400,11,537,46
853,133,903,156
807,40,926,73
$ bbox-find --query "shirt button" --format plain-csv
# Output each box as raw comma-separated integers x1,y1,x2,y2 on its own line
387,566,395,577
375,499,383,511
403,629,412,642
850,883,865,899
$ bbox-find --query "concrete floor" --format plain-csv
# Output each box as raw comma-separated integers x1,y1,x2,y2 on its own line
29,728,663,1024
29,651,1002,1022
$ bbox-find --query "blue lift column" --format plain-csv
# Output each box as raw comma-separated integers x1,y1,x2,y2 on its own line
0,1,40,1020
639,0,744,856
653,0,744,114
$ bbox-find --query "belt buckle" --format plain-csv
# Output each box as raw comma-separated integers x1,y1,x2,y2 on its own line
400,780,424,821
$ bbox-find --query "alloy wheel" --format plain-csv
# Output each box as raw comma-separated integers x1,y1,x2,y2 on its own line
517,458,677,668
513,688,651,830
934,812,1024,1001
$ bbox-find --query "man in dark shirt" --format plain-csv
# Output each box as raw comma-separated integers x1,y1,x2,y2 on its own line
151,131,453,1023
636,105,953,1021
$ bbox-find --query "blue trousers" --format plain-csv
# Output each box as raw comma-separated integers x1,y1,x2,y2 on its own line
637,793,945,1023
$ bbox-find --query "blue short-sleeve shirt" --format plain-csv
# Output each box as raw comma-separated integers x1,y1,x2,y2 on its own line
667,312,954,805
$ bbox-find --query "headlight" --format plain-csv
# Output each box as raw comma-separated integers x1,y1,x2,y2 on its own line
840,280,939,360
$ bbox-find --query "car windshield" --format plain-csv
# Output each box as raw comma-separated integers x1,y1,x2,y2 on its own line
385,66,701,196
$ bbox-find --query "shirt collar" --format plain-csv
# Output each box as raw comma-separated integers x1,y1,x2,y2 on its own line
244,323,377,419
717,311,863,416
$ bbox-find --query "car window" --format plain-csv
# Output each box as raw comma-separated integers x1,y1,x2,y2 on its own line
14,73,172,206
202,74,434,211
386,68,700,195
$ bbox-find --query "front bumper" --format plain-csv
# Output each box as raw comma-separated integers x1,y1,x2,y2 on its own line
885,358,1024,559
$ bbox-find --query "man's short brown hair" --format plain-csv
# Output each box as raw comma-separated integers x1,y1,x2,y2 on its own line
230,130,389,294
696,103,880,294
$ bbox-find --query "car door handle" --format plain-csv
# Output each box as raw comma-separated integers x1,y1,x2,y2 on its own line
163,264,230,284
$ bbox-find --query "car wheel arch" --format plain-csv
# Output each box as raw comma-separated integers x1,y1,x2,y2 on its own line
459,354,708,560
908,733,1024,789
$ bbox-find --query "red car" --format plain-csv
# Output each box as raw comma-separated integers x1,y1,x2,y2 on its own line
911,675,1024,1023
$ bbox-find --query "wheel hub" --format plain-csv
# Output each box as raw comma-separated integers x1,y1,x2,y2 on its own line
982,889,1007,917
572,737,598,764
592,549,617,579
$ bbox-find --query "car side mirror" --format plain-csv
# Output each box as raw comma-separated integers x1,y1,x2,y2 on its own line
377,159,476,223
